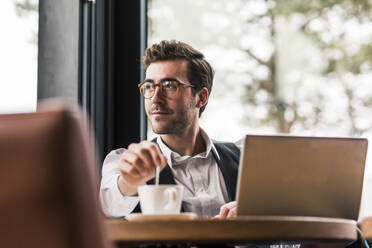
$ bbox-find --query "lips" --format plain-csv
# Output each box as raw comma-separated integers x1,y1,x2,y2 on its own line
150,104,173,115
151,111,170,115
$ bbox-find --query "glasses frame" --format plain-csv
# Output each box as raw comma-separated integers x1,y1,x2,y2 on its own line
138,80,195,99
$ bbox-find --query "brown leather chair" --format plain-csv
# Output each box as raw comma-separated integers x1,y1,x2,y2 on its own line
0,103,112,248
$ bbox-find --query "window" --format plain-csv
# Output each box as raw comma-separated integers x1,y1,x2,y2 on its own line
0,0,38,114
148,0,372,218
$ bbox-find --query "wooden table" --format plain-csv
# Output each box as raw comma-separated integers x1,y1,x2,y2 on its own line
106,216,358,247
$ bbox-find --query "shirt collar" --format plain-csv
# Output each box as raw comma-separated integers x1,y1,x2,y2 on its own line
156,128,220,168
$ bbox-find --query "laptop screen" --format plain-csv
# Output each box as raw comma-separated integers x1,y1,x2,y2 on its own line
236,135,368,220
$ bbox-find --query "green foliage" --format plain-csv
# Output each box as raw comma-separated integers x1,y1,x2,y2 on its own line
275,0,372,17
13,0,38,17
242,0,372,135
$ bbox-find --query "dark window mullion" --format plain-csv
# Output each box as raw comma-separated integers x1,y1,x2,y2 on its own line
80,0,95,114
140,0,148,141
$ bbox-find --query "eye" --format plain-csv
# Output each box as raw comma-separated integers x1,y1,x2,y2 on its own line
142,82,154,90
163,80,178,90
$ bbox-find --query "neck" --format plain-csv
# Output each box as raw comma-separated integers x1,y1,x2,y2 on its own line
160,125,205,157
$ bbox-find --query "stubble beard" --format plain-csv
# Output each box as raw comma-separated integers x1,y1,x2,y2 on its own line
150,101,196,135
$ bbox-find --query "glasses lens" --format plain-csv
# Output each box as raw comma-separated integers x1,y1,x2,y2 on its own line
162,80,178,97
140,81,181,98
141,82,154,98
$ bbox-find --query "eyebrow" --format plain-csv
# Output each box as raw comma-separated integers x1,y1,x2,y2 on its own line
143,77,180,83
143,79,154,83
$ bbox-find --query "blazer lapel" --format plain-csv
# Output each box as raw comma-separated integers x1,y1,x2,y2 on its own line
212,143,240,201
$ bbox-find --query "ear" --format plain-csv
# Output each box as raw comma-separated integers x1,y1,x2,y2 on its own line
195,87,209,109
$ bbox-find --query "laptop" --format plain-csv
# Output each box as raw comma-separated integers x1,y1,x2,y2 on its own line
236,135,368,220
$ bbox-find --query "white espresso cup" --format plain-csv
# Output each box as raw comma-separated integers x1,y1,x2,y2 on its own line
138,185,184,214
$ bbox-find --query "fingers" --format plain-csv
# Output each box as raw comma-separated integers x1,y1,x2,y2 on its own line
118,141,167,187
226,206,237,218
123,149,153,177
219,205,229,219
118,159,141,177
117,158,142,188
128,141,166,168
218,201,237,219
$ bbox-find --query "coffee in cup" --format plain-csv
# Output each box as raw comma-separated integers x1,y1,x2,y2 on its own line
138,185,184,214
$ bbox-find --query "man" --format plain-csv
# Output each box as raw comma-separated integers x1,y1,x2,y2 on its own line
100,40,240,219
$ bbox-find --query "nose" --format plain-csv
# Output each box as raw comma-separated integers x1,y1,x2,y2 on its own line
150,85,165,103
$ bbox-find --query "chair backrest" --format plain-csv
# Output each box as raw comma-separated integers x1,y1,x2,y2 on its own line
0,104,111,248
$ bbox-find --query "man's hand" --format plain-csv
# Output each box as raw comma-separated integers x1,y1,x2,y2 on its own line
117,141,167,196
214,201,237,219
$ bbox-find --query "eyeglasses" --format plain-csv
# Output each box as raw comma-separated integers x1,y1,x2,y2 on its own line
138,80,195,99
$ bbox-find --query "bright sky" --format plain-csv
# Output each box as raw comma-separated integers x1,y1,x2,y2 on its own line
0,1,38,114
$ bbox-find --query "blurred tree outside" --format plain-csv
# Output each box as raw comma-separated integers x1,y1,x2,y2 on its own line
240,0,372,135
13,0,38,16
13,0,38,45
148,0,372,138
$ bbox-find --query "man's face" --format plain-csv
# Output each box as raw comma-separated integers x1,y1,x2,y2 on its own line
144,59,198,135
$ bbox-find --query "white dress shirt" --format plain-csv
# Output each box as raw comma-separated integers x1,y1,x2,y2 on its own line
99,128,243,218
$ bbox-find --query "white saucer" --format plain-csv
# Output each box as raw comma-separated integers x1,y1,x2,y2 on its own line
125,212,198,222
